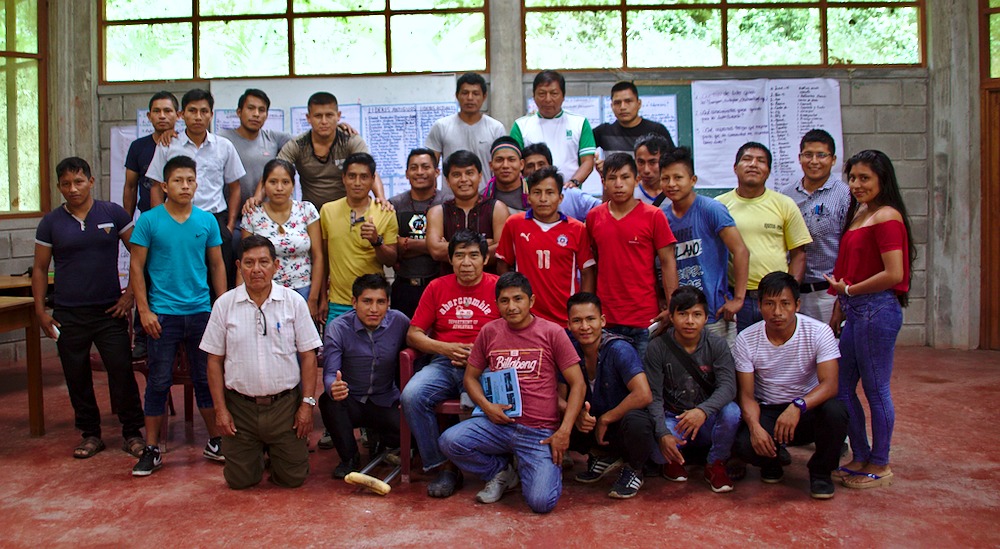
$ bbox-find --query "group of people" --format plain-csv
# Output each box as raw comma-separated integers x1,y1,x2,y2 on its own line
32,69,914,512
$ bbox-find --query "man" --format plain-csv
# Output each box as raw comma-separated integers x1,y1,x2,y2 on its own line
481,136,527,213
400,229,500,498
563,292,652,499
389,148,444,318
732,272,848,499
319,153,399,323
522,142,600,223
130,155,228,476
633,134,673,205
201,235,321,489
778,129,850,323
593,81,674,159
425,72,506,192
511,70,596,190
659,146,749,337
146,88,246,288
425,150,509,267
124,91,178,218
438,272,587,513
586,153,678,360
717,142,812,332
495,166,595,325
621,286,741,495
320,274,408,479
32,157,145,460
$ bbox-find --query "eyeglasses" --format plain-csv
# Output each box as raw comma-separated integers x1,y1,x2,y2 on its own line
799,152,832,160
255,306,267,336
350,210,365,227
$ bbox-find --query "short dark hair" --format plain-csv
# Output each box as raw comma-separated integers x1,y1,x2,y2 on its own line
181,88,214,111
148,91,179,111
668,286,708,314
800,129,836,155
635,133,673,156
262,158,296,183
566,291,601,315
343,152,376,176
522,143,553,165
532,70,565,94
610,81,639,98
758,271,800,303
406,147,437,168
526,165,562,192
55,157,92,179
456,72,487,95
603,152,637,178
444,150,482,176
448,228,488,259
352,273,390,299
490,136,522,159
240,234,276,260
659,146,695,175
496,271,532,299
734,142,772,169
163,155,197,181
237,88,271,110
307,92,338,109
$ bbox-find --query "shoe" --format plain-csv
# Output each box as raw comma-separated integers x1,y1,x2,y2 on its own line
608,466,643,499
332,454,361,479
317,430,334,450
476,464,520,504
427,469,464,498
663,461,688,482
778,445,792,466
203,437,225,462
131,339,147,359
704,460,734,493
810,475,836,499
761,462,784,484
132,446,162,477
574,454,623,484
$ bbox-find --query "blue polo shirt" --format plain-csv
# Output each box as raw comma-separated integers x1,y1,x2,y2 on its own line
124,135,157,213
566,330,645,418
323,309,410,407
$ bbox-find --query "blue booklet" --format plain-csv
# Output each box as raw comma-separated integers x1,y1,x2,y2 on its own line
471,368,523,418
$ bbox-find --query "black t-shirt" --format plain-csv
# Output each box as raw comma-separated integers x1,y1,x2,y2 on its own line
390,191,443,278
593,118,675,157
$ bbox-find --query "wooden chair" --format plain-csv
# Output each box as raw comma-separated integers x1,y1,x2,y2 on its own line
398,348,463,483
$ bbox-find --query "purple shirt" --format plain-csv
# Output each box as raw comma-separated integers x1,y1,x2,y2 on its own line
322,309,409,407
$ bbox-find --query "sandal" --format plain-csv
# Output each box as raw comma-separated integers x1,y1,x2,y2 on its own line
122,436,146,458
73,436,106,459
843,470,894,489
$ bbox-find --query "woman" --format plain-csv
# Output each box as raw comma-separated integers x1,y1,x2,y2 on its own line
824,150,915,489
241,158,324,321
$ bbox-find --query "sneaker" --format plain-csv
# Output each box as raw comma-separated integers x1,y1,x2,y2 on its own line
332,454,360,479
608,466,643,499
704,460,734,493
663,461,688,482
428,469,464,498
132,446,162,477
761,462,784,484
574,454,623,484
317,430,334,450
810,475,836,499
476,464,520,504
778,445,792,466
203,437,225,462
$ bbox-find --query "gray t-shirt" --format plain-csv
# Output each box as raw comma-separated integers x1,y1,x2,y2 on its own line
219,128,293,211
494,188,525,214
424,113,505,197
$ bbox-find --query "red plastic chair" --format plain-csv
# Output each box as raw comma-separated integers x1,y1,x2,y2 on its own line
398,348,463,483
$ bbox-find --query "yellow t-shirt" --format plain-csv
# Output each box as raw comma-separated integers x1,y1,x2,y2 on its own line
716,189,812,290
320,198,399,305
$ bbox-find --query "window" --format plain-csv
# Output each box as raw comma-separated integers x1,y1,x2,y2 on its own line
524,1,923,71
100,1,487,82
988,0,1000,79
0,0,46,215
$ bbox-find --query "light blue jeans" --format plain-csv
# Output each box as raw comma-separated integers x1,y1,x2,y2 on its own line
400,355,465,471
663,401,741,464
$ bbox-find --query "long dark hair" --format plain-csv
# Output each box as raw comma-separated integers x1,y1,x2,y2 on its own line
843,150,916,307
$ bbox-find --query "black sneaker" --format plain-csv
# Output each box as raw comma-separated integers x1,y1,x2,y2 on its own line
575,454,623,484
132,446,162,477
203,437,225,462
810,475,836,499
332,454,360,479
608,466,643,499
317,430,335,450
778,445,792,466
761,462,784,483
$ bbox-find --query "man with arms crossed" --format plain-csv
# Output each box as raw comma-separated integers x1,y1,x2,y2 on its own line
593,81,674,159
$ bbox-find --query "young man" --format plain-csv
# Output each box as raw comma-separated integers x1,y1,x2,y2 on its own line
659,146,749,336
400,230,500,498
319,153,399,323
778,129,851,323
522,143,600,223
621,286,741,495
732,272,848,499
438,272,587,514
425,72,506,191
633,134,673,205
495,166,595,325
481,136,527,213
593,81,674,159
33,157,145,459
320,274,408,479
130,155,228,476
389,148,444,318
586,153,678,359
201,235,321,489
717,142,812,332
124,91,178,218
563,292,652,499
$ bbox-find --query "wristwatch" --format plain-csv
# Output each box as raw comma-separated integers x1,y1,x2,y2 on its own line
792,397,807,413
302,397,317,407
372,235,384,247
569,178,581,188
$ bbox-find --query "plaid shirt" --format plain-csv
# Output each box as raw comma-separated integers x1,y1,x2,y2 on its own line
779,177,851,283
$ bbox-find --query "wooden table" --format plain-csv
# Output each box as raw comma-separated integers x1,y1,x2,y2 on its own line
0,274,53,296
0,297,44,436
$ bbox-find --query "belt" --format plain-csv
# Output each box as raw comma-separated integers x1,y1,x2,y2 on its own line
228,387,295,406
731,287,759,299
400,276,435,287
799,281,830,294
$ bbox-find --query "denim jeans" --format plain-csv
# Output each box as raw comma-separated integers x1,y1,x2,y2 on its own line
144,312,213,416
663,401,741,464
439,417,562,514
606,325,650,362
293,285,311,303
837,291,901,466
736,292,763,333
399,355,465,471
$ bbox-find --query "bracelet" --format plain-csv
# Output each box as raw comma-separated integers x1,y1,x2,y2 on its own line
845,285,852,297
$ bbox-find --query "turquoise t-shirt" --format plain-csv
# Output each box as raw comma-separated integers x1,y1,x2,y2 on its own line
130,205,221,315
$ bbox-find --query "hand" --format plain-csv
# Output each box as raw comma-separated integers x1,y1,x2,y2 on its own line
140,310,162,339
829,307,845,338
650,308,672,337
155,129,177,147
227,222,236,234
215,406,237,437
375,197,395,212
575,401,596,432
594,158,605,181
330,370,349,401
483,401,514,425
293,403,313,439
242,196,261,217
338,122,358,136
594,415,611,446
823,274,848,296
107,292,134,319
318,301,329,325
541,428,571,465
657,434,686,464
359,221,379,245
440,342,472,365
37,312,60,340
307,297,321,322
716,296,744,323
675,408,707,440
774,405,800,445
749,424,777,458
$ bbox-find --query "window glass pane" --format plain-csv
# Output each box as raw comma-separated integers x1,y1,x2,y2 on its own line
105,23,193,81
627,0,715,4
0,58,40,212
15,0,37,53
525,10,620,70
992,0,1000,8
293,0,385,12
390,13,485,72
200,20,289,78
200,0,287,16
294,16,386,74
104,0,192,21
390,0,483,8
525,0,617,7
627,9,721,67
828,7,919,65
992,14,1000,79
727,8,820,66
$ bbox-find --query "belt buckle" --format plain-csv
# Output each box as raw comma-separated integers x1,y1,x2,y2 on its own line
254,396,273,405
408,278,421,286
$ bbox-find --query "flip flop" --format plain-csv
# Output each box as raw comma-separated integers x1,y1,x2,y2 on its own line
73,436,106,459
843,470,894,489
832,466,865,479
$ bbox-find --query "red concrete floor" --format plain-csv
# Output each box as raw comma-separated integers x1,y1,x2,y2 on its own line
0,341,997,547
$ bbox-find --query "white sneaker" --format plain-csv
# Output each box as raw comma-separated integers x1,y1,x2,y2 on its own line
476,463,520,504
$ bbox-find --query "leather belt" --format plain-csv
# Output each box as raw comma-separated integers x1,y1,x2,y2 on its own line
402,277,434,286
799,281,831,294
228,387,295,406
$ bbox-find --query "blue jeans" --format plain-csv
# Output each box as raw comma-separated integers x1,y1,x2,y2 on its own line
837,291,901,466
736,293,763,333
293,285,310,302
399,355,465,471
144,313,213,416
606,325,650,362
439,417,562,514
663,401,741,464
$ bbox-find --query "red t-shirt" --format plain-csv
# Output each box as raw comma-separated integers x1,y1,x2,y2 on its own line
830,219,910,295
469,316,581,430
587,202,676,328
410,273,500,344
495,211,595,326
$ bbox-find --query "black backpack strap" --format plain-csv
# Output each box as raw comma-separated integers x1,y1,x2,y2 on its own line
660,334,715,395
